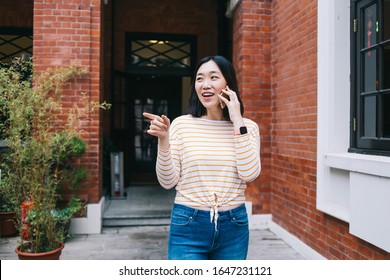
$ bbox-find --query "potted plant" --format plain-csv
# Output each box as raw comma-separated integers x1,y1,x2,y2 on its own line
0,191,18,237
0,58,109,259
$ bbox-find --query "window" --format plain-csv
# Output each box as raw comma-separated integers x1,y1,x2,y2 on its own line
350,0,390,155
0,28,32,64
125,33,196,75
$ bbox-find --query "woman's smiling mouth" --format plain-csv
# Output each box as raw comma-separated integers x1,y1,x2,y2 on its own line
202,92,215,99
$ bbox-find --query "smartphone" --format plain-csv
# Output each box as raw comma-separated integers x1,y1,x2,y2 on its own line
220,87,229,108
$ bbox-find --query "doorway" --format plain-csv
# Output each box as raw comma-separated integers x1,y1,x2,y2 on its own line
111,74,182,187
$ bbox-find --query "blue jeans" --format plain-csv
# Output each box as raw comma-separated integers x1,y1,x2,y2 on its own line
168,203,249,260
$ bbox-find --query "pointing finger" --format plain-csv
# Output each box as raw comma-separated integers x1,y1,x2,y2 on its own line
143,112,159,120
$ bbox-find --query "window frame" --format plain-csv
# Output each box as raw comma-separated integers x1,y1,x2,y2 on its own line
124,32,197,76
350,0,390,156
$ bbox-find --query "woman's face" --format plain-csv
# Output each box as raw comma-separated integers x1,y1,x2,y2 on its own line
195,60,227,110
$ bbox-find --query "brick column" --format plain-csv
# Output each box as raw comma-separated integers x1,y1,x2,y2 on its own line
33,0,103,203
232,0,272,214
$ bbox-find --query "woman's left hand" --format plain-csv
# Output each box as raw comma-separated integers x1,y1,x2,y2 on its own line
218,86,245,127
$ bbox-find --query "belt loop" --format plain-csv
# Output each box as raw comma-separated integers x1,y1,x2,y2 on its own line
192,209,198,220
229,209,234,219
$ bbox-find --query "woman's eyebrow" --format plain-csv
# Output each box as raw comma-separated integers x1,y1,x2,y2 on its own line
197,70,220,76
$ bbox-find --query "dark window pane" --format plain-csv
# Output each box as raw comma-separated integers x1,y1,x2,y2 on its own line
0,34,32,63
384,45,390,89
364,95,377,137
364,4,377,49
384,0,390,41
364,49,377,92
384,94,390,138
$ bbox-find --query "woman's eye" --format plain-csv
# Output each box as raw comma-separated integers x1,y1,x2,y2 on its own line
211,76,219,80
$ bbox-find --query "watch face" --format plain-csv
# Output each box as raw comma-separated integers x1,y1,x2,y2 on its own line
240,126,248,134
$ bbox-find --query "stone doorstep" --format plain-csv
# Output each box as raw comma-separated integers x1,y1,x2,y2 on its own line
103,217,171,227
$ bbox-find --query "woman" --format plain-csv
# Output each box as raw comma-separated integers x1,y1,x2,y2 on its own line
143,55,261,260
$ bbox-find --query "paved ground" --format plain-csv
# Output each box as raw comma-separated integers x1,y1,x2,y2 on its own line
0,225,305,260
1,187,306,260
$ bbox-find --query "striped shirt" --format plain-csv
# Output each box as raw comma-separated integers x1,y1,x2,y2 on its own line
156,115,261,225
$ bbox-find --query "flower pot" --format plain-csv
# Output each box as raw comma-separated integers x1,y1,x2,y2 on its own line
0,211,18,237
15,241,65,260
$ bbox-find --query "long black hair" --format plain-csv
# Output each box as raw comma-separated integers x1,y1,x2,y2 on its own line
187,55,244,121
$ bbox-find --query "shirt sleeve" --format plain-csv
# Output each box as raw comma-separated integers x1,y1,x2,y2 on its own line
155,121,181,189
234,121,261,182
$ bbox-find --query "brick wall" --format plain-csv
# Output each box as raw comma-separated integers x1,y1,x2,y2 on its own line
270,0,320,255
33,0,103,203
232,0,272,213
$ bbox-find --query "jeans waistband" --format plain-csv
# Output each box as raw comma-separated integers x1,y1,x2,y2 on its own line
172,203,246,221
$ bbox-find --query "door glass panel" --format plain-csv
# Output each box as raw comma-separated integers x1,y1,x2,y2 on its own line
126,75,182,184
134,99,143,161
364,95,377,137
364,49,377,92
134,98,154,162
133,98,169,163
364,4,377,49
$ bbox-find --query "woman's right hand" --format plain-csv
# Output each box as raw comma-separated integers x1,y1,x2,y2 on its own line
143,112,170,150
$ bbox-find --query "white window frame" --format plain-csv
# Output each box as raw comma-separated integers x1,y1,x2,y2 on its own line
317,0,390,252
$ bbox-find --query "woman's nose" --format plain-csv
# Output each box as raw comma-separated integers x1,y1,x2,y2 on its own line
202,79,211,89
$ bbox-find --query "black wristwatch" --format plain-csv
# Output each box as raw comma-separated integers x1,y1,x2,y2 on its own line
234,126,248,135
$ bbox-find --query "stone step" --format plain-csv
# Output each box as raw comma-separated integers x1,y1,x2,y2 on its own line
102,186,175,227
103,211,171,227
103,216,170,227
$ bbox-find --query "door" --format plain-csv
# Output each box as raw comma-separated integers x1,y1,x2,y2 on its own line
111,74,182,186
